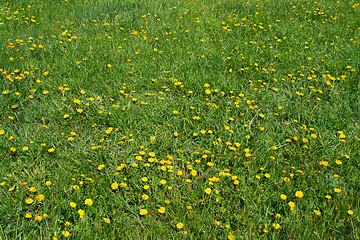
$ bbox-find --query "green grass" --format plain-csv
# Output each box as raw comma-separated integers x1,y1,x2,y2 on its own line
1,0,360,239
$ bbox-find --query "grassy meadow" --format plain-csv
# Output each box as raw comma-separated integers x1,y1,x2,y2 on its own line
1,0,360,239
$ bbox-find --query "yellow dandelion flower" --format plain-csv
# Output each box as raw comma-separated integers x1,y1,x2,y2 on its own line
295,191,304,198
98,164,105,170
228,235,235,240
313,210,321,216
105,127,113,134
205,188,212,194
158,207,165,214
62,231,70,237
273,223,280,229
111,183,118,190
78,209,84,218
176,222,184,229
84,199,93,206
36,194,45,201
139,209,147,215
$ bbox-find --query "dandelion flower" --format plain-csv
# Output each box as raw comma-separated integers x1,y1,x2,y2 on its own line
314,210,321,216
139,209,147,215
84,199,93,206
98,164,105,170
105,128,113,134
228,235,235,240
295,191,304,198
78,209,84,218
336,160,342,165
158,207,165,214
288,201,295,210
111,183,118,190
176,222,184,229
36,194,45,201
273,223,280,229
